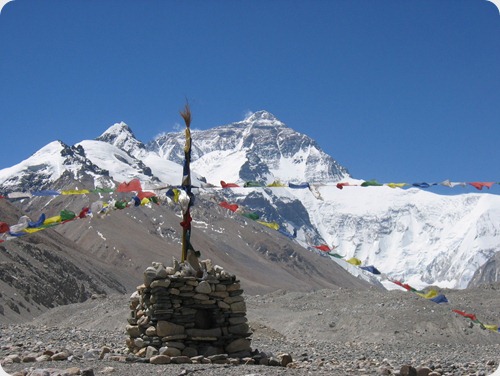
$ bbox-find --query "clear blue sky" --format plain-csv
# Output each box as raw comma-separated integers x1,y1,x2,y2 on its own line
1,0,499,192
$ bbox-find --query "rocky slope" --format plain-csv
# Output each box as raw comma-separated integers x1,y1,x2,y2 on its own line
0,181,376,325
2,284,500,376
0,199,125,324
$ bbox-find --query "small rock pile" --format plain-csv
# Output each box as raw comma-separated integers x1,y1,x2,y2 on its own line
126,259,291,366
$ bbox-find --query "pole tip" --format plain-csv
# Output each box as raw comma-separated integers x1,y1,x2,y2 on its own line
180,102,191,128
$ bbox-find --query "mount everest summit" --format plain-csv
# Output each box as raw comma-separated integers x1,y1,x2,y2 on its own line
1,110,499,293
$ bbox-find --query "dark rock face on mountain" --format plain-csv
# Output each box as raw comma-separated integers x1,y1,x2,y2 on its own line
468,252,500,288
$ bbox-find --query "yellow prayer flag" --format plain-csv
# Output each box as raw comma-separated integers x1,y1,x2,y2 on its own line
23,227,45,233
173,189,180,203
43,215,62,225
61,189,90,195
483,324,499,332
386,183,408,189
346,257,362,266
416,289,438,299
256,221,280,231
267,180,285,187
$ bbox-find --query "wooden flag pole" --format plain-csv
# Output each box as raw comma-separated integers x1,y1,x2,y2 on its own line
179,103,192,263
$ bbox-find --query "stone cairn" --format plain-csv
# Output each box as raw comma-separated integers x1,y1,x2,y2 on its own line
126,258,291,366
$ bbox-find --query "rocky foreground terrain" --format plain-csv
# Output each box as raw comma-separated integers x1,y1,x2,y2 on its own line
1,283,500,376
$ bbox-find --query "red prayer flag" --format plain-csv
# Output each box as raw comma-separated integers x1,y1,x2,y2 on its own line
402,283,414,291
469,182,495,190
314,244,331,252
453,309,478,322
391,280,406,289
117,179,142,192
137,191,156,200
336,182,353,189
78,207,90,218
0,222,9,233
220,180,240,188
219,201,239,212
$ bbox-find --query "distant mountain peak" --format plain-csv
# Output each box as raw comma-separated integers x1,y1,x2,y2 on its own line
96,121,145,154
97,121,134,141
244,110,285,127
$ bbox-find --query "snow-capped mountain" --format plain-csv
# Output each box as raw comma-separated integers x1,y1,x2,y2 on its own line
1,111,499,290
0,140,114,192
281,185,500,289
149,111,350,185
0,122,203,193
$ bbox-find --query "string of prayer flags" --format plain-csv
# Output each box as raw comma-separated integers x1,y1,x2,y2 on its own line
452,310,499,331
3,178,500,204
0,191,162,242
332,179,499,191
315,248,453,309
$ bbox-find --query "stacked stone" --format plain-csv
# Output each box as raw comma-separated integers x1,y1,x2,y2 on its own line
126,260,253,362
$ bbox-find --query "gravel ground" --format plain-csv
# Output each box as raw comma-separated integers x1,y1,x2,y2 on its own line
2,286,500,376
